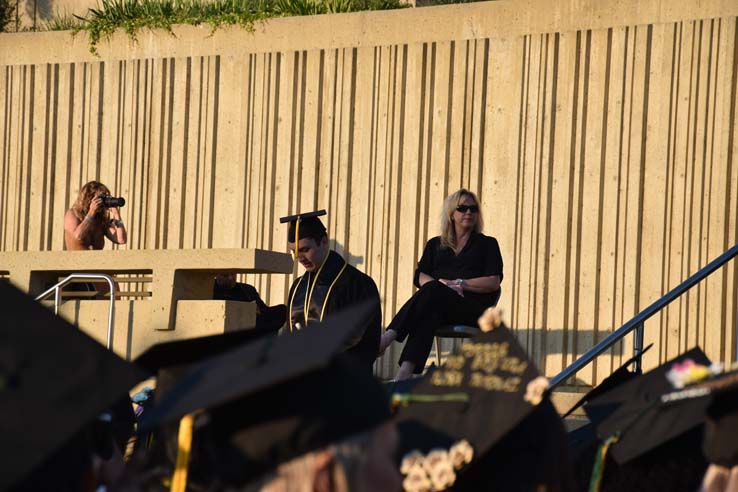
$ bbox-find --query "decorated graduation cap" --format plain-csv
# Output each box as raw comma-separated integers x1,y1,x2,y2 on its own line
0,281,147,491
139,300,391,488
588,347,714,466
280,209,327,244
393,309,572,492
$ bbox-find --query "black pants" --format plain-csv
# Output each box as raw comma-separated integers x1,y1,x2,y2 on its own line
387,281,487,373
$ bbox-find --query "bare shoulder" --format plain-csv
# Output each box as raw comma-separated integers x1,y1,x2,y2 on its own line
64,209,80,228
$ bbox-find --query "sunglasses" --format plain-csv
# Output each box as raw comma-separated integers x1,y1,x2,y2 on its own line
456,205,479,213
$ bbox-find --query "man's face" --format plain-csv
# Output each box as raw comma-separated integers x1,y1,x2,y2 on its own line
288,236,329,273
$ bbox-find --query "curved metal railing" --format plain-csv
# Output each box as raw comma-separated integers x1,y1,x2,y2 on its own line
35,273,116,350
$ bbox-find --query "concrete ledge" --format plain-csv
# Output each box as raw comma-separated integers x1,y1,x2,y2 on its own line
57,299,259,359
1,0,737,64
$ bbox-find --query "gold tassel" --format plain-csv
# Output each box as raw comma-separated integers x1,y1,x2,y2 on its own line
170,414,194,492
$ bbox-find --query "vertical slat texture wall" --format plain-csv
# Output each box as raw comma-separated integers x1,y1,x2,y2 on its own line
1,12,738,382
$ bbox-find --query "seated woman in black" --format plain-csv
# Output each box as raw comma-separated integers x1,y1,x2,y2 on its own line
378,189,503,380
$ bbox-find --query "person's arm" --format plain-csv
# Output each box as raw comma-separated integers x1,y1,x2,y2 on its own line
417,272,436,287
413,239,437,288
457,275,501,294
105,207,127,245
342,276,382,351
64,206,99,247
454,236,503,294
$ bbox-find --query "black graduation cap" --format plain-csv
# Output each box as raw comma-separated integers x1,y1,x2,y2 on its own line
280,209,327,243
134,325,277,400
139,301,390,486
562,343,654,420
589,347,713,464
393,324,568,491
0,281,147,491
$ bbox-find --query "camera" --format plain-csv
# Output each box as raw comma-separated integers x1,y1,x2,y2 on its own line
101,195,126,208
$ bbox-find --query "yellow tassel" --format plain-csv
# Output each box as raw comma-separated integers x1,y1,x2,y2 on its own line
170,414,194,492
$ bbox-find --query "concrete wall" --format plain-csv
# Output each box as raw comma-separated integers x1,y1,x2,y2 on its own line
1,0,738,383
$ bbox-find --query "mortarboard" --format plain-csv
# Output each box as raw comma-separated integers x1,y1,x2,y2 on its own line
280,209,327,244
393,322,573,491
132,326,280,474
134,325,277,399
0,281,147,491
646,363,738,468
139,300,391,487
589,347,713,465
562,343,654,420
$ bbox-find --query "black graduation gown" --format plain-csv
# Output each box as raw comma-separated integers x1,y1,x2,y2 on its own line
287,250,381,370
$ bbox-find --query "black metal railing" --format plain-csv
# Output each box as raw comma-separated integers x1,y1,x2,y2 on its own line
550,243,738,389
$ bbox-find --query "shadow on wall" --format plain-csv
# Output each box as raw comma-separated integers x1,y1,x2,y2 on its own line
14,0,83,30
332,240,365,268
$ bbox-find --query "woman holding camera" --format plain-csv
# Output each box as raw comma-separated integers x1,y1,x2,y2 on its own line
378,189,503,380
64,181,127,251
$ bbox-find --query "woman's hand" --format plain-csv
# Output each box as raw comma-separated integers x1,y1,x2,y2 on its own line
88,195,103,218
110,206,121,220
439,279,464,297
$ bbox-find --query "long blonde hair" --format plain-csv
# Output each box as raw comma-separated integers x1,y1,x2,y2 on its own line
440,189,483,251
72,181,111,224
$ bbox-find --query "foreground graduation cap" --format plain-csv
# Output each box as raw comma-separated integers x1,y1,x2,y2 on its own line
280,209,327,244
393,323,573,491
0,282,147,491
135,325,277,399
139,300,390,487
589,347,712,465
562,343,654,420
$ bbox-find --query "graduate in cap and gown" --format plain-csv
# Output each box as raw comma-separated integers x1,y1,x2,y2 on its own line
137,301,401,492
281,210,382,370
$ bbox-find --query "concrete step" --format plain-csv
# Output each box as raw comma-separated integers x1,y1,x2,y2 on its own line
550,385,591,417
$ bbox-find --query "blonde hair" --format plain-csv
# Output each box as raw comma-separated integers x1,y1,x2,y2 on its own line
440,189,483,251
72,181,111,224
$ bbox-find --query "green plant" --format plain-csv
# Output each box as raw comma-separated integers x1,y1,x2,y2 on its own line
53,0,406,55
0,0,16,32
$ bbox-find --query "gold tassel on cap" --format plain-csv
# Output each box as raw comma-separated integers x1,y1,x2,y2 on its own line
170,413,195,492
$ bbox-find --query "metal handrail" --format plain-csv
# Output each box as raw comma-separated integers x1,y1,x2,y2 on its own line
550,243,738,389
35,273,116,350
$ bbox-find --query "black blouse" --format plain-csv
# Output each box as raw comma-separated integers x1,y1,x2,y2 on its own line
413,232,504,307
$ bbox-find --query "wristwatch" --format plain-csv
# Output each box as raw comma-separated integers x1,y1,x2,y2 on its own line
455,278,464,288
114,219,124,228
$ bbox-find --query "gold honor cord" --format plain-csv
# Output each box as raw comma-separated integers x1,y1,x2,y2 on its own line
294,219,300,262
170,414,195,492
304,252,331,323
319,260,348,321
287,275,305,333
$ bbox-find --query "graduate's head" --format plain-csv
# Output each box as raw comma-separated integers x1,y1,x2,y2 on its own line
284,214,329,273
290,234,330,273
